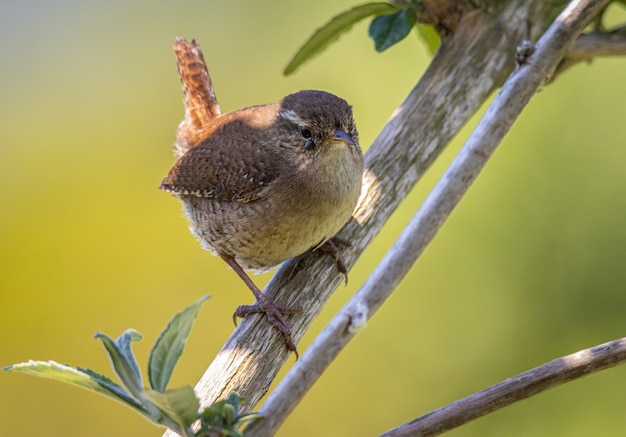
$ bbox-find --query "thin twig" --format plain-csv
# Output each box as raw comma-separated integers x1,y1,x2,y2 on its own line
380,337,626,437
569,30,626,59
552,28,626,78
243,0,609,435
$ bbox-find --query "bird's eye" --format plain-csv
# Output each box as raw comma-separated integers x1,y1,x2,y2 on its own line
299,126,316,150
300,126,312,139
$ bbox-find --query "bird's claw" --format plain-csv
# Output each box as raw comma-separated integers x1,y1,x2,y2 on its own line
233,302,303,359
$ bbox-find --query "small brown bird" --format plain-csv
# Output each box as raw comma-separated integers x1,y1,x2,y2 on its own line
160,89,363,354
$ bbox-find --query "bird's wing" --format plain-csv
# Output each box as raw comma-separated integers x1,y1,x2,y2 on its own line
159,137,279,203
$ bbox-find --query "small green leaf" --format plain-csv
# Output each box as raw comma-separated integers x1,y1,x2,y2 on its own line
223,403,236,426
415,23,440,54
4,360,147,414
237,411,263,424
284,2,397,75
226,393,241,411
368,8,416,52
149,296,209,392
143,386,199,432
95,329,144,398
76,366,145,410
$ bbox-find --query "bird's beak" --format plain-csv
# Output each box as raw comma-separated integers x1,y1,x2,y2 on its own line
325,129,355,147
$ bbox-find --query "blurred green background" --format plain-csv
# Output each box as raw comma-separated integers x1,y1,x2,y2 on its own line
2,1,626,436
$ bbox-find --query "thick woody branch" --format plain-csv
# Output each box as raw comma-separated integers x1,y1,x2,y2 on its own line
380,337,626,437
242,0,609,435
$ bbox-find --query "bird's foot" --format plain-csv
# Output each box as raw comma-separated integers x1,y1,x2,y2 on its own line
319,236,351,284
234,300,302,358
221,254,303,357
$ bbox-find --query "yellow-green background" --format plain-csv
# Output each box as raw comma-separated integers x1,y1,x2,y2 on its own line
2,1,626,436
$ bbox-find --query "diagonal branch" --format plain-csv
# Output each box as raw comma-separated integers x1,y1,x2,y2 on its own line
380,337,626,436
242,0,610,435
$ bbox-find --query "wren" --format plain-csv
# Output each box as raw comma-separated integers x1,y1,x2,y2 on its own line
160,86,363,354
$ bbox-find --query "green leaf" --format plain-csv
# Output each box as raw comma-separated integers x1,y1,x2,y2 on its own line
415,23,440,54
76,366,145,410
149,296,209,392
4,360,147,414
368,8,416,52
237,411,263,424
284,2,397,75
143,386,199,433
95,329,144,398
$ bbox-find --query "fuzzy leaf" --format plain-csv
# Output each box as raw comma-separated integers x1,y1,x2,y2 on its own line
415,23,440,54
148,296,209,392
143,386,199,432
369,8,416,52
284,2,397,75
4,360,146,413
95,329,144,398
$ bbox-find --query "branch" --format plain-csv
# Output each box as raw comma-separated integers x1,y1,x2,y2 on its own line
569,28,626,59
380,337,626,437
241,0,609,435
552,26,626,78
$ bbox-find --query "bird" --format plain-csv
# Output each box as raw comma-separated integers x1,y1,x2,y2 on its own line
160,89,364,355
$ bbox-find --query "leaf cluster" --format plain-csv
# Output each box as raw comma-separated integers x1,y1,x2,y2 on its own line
284,2,440,75
197,394,261,437
4,296,257,436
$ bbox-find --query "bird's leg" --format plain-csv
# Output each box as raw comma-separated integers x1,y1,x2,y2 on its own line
221,255,302,356
318,236,351,284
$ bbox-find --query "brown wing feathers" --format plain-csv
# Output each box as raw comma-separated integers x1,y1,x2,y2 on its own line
160,138,278,203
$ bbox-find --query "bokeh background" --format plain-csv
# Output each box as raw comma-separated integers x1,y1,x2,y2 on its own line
2,1,626,436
